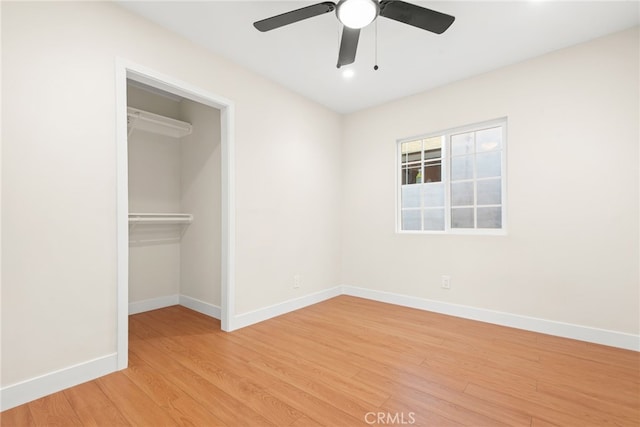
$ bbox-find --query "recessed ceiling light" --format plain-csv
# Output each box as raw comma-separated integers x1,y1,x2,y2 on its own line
342,68,355,79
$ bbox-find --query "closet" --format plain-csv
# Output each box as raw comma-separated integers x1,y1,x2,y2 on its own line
126,81,221,316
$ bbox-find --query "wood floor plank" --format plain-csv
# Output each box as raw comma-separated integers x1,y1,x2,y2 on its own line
354,351,470,393
0,402,36,426
389,381,513,426
256,377,368,426
302,299,455,345
582,341,640,369
137,329,287,395
465,381,637,426
247,355,378,418
224,326,391,406
2,296,638,426
422,347,539,396
128,313,164,341
63,380,130,426
131,321,302,425
537,350,640,392
236,322,363,378
379,396,464,427
26,392,83,426
242,321,391,407
536,381,640,424
131,340,276,426
225,323,363,381
96,372,174,426
123,352,227,426
530,416,561,427
280,306,445,355
290,415,324,427
354,368,532,426
273,315,426,366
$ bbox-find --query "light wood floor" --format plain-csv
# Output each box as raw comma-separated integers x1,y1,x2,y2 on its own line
2,296,639,426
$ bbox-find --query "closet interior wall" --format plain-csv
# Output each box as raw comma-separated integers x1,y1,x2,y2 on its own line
127,83,222,313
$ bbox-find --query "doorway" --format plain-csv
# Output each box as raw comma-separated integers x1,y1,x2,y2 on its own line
115,61,235,370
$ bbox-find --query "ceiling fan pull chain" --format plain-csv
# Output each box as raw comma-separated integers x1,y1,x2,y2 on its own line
374,18,379,71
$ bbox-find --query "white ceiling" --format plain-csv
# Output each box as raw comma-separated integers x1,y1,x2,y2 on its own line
118,1,639,114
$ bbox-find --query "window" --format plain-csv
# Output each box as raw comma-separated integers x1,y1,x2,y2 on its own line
398,118,506,234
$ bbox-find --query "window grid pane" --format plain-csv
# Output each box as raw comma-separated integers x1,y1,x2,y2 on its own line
399,136,444,231
449,127,503,230
398,120,505,233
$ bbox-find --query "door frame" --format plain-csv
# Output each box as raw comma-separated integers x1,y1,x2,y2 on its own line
115,59,235,370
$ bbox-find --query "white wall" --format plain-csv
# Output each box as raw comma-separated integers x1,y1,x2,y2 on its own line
127,127,183,303
1,1,342,388
127,85,183,304
180,99,222,306
127,84,181,119
341,27,639,335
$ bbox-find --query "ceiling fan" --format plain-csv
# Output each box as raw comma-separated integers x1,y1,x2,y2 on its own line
253,0,455,68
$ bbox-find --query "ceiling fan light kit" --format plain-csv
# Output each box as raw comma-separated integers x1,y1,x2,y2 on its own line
336,0,379,29
253,0,455,68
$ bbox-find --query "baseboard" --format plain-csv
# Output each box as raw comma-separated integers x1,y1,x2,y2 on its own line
129,294,220,320
179,294,221,319
341,285,640,351
1,295,219,410
127,288,638,350
0,353,117,412
232,286,342,330
129,294,179,315
4,285,636,411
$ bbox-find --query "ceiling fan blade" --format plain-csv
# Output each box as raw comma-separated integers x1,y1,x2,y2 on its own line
253,2,336,32
379,0,455,34
337,26,360,68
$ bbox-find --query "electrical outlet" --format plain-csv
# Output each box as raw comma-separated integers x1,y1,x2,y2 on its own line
293,274,301,289
441,275,451,289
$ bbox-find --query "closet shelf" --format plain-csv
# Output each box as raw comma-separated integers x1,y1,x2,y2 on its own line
127,107,192,138
128,213,193,225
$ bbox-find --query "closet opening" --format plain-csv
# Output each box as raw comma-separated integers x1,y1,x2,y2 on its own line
127,79,223,314
116,63,235,370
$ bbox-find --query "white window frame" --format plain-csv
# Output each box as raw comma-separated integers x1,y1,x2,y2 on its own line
396,118,508,235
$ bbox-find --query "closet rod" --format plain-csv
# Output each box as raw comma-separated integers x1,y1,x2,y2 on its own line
128,213,193,224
